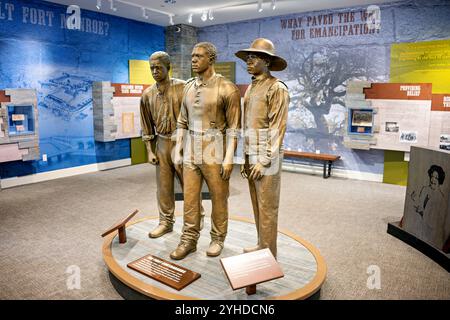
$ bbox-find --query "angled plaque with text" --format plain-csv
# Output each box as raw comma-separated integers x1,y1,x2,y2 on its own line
220,248,284,294
101,209,139,243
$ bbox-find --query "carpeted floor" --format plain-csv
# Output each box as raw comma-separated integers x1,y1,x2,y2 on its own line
0,163,449,300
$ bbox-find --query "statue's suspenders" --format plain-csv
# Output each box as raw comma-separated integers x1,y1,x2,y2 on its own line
264,77,280,106
208,76,222,131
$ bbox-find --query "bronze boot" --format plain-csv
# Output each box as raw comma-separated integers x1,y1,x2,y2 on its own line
148,224,173,238
206,241,224,257
170,242,197,260
243,245,260,253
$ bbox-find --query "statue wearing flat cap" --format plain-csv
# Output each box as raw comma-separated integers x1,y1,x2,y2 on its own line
235,38,290,258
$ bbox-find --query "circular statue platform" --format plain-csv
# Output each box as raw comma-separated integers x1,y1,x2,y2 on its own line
102,215,327,300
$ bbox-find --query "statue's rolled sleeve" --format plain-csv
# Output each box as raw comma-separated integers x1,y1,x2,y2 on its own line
224,88,242,137
258,84,289,166
140,92,156,141
176,99,189,130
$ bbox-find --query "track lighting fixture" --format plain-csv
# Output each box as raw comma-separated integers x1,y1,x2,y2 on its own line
271,0,277,10
201,10,207,22
142,7,148,19
109,0,117,12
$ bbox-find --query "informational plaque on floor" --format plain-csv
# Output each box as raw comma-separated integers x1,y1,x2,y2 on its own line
220,249,284,292
127,255,201,291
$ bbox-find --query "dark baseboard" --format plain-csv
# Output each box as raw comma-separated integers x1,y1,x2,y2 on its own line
387,222,449,272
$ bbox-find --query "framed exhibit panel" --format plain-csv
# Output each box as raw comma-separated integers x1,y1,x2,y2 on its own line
388,147,450,271
366,83,432,152
7,105,35,136
0,89,40,163
93,82,149,142
214,62,236,83
429,94,450,151
129,60,155,85
391,39,450,95
348,109,374,135
344,82,433,152
191,62,236,83
110,84,145,140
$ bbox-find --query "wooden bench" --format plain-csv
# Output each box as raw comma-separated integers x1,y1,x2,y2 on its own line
284,151,341,179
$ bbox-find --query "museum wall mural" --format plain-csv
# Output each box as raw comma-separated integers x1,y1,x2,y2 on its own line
0,0,164,178
198,0,450,174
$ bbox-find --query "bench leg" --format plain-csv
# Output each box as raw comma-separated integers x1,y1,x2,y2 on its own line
328,160,332,178
323,161,332,179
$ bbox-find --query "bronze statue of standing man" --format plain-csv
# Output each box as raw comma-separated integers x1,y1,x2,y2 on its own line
140,51,201,238
235,38,289,258
170,42,241,260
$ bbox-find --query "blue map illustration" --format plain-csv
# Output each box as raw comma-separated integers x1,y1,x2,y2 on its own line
39,73,93,122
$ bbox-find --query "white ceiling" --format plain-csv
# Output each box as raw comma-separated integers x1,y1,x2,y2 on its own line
46,0,399,27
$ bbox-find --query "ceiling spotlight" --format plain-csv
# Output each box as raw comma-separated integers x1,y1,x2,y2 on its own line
187,13,193,24
208,9,214,20
169,14,174,25
96,0,101,10
271,0,277,10
109,0,117,12
257,0,263,12
201,10,207,22
142,7,148,19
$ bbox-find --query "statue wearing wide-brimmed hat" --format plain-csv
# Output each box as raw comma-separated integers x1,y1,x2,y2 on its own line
235,38,290,259
235,38,287,71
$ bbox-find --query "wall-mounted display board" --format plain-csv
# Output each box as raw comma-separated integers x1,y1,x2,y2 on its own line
365,83,432,152
388,147,450,272
429,94,450,152
0,89,40,163
343,82,446,153
349,109,374,135
93,82,149,142
129,60,156,165
214,62,236,84
385,39,450,186
191,62,236,83
129,60,155,85
391,39,450,94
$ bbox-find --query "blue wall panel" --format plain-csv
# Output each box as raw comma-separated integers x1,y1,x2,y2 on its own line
0,0,164,179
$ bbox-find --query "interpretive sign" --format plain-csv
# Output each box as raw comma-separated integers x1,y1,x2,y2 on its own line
93,82,150,142
101,209,139,243
429,94,450,151
215,62,236,83
220,249,284,295
391,39,450,94
352,110,373,127
191,62,236,83
127,254,201,291
363,83,432,152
